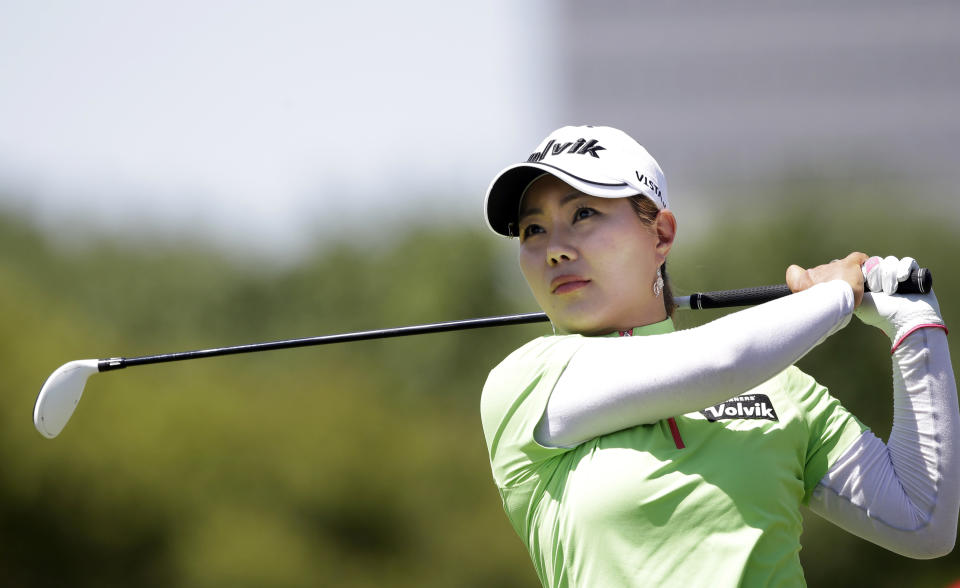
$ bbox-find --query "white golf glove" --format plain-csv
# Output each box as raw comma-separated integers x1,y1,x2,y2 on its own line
855,256,946,350
862,255,917,295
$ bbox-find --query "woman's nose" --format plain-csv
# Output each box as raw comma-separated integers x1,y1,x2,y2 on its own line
546,236,577,266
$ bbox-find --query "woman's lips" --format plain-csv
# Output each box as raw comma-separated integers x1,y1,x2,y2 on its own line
551,276,591,294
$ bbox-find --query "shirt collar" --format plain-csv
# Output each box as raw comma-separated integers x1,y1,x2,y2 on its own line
603,317,675,338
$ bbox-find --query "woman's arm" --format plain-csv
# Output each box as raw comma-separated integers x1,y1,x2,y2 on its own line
536,280,856,447
808,284,958,558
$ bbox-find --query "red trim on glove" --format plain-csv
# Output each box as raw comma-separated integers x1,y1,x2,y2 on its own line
891,324,949,354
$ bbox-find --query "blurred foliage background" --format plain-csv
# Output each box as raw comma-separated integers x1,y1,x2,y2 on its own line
2,180,959,587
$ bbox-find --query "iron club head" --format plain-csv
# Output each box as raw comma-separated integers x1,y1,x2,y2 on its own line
34,360,99,439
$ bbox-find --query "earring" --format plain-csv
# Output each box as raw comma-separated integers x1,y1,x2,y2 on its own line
653,268,664,298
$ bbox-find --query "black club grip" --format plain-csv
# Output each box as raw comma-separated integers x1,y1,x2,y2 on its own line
889,267,933,295
687,268,933,310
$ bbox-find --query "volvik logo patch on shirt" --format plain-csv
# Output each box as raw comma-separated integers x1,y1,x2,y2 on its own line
701,394,779,422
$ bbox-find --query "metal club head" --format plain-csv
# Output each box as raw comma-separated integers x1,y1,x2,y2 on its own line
34,360,99,439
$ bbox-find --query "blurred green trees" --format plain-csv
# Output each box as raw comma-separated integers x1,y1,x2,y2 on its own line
0,181,958,587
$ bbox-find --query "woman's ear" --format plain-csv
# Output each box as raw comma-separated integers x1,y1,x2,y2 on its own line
654,210,677,261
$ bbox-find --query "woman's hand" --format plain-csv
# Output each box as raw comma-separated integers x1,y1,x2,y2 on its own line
786,252,869,308
855,255,945,349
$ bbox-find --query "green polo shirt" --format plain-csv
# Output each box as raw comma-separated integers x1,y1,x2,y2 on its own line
480,319,867,587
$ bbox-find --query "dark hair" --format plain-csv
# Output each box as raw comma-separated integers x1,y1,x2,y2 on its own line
628,196,676,318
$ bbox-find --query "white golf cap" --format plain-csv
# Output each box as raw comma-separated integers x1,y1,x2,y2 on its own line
484,125,669,237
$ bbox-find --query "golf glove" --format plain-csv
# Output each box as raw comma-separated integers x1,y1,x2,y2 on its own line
856,256,946,350
862,255,917,295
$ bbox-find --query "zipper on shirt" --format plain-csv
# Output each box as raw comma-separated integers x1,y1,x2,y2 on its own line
618,329,685,449
667,417,685,449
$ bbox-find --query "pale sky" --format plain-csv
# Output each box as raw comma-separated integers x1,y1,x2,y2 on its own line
3,1,957,260
0,1,556,256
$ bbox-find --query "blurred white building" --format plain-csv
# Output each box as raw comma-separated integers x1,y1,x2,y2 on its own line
552,1,959,207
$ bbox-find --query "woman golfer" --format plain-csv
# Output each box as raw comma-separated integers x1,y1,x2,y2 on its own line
479,125,958,586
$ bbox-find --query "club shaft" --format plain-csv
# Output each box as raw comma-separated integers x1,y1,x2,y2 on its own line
98,268,932,372
98,312,551,371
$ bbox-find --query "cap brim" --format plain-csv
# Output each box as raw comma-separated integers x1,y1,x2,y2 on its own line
484,162,639,237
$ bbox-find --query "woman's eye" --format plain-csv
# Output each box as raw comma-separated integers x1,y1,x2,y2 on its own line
573,207,597,222
521,224,544,239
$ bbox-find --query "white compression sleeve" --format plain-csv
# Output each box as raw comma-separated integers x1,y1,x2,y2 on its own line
808,327,958,558
535,280,855,448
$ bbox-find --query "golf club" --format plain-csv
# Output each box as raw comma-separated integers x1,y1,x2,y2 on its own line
33,269,932,439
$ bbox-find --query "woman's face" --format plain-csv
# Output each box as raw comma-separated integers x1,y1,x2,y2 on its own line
517,174,673,335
